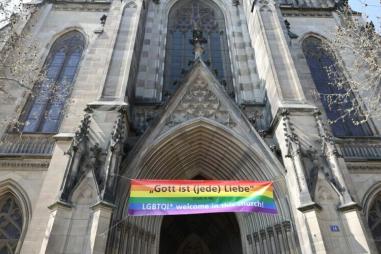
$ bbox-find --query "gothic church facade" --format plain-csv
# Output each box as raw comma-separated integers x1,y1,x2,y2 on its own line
0,0,380,253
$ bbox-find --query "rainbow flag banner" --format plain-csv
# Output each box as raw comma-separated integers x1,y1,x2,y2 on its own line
128,180,277,216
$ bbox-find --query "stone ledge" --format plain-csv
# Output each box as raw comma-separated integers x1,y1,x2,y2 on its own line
0,158,50,171
297,202,322,212
52,1,111,12
48,200,73,210
53,133,75,141
338,202,362,212
87,101,129,111
0,133,55,156
91,200,116,212
347,161,381,172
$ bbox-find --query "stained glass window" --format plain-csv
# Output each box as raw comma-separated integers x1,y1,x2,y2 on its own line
368,194,381,252
0,194,23,254
164,0,233,98
22,31,85,133
302,37,372,137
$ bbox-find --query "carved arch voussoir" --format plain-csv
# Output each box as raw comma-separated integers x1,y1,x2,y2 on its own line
121,118,289,218
362,182,381,220
43,27,88,62
0,179,32,220
298,32,331,47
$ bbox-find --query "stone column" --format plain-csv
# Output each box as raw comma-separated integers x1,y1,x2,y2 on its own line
99,0,145,101
298,208,327,253
313,110,354,205
253,233,261,254
20,136,73,254
242,0,307,116
274,224,286,253
40,201,73,254
339,206,378,253
276,111,327,254
313,111,377,252
86,201,115,254
314,110,377,253
282,110,314,206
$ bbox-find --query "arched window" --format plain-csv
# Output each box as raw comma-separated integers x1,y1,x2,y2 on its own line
368,193,381,252
164,0,233,98
302,36,372,137
22,31,85,133
0,194,23,254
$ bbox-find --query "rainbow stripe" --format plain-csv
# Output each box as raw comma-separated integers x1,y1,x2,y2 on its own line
128,180,277,216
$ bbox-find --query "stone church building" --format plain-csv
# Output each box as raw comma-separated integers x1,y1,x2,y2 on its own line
0,0,381,253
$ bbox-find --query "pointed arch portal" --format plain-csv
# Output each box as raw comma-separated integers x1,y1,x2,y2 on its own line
111,53,300,254
111,119,300,253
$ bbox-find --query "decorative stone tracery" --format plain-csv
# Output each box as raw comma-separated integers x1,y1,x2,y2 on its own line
165,77,235,129
0,194,23,254
367,190,381,252
164,0,233,97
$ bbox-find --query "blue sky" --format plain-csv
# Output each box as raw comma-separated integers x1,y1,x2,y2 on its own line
349,0,381,31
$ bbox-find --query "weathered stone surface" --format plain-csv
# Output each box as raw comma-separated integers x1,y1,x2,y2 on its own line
0,0,379,253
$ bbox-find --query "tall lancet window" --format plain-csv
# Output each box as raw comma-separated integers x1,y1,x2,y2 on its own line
22,31,85,133
302,37,372,137
164,0,233,97
0,194,23,254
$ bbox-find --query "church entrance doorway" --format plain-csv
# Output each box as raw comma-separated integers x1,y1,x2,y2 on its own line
159,213,242,254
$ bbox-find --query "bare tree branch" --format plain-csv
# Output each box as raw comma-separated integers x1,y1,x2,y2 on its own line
320,4,381,125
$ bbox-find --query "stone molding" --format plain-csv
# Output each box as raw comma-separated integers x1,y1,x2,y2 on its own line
52,2,111,12
53,133,75,141
347,162,381,172
48,200,73,211
90,200,115,212
281,9,333,17
0,159,50,171
338,201,362,212
0,133,55,156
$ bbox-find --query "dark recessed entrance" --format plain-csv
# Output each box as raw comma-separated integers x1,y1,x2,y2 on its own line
159,213,242,254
